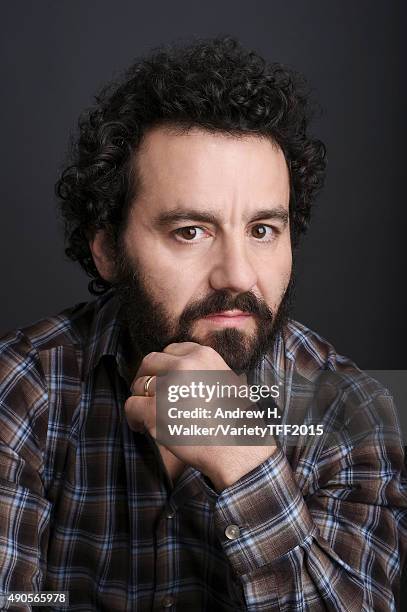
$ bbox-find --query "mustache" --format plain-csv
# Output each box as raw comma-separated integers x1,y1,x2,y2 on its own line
178,289,274,325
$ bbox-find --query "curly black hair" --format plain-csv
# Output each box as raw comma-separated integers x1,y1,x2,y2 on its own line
56,36,326,294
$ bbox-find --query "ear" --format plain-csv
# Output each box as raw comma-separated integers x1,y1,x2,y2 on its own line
89,229,116,282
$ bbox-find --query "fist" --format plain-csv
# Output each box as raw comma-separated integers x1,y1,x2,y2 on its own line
124,342,275,491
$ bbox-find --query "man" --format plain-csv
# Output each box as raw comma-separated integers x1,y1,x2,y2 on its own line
0,37,405,611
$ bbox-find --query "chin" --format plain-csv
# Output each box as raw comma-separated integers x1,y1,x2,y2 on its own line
203,328,260,371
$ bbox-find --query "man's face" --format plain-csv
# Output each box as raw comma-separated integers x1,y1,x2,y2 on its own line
116,126,292,373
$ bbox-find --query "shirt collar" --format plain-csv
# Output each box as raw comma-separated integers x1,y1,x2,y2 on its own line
83,289,132,385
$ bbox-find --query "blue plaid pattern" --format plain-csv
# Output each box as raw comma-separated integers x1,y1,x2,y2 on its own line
0,290,406,610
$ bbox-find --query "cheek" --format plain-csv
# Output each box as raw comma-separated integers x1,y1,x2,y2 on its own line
135,247,207,316
257,248,292,306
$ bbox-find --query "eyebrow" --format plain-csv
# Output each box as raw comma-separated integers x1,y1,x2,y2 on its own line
152,206,289,227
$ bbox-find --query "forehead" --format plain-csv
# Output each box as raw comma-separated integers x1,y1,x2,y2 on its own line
133,126,290,213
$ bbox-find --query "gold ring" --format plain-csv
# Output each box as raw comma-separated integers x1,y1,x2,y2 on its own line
143,375,155,397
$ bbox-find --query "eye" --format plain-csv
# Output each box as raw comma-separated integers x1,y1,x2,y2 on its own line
173,226,209,243
250,224,276,241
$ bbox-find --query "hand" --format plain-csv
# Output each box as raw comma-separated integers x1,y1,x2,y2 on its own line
125,342,276,491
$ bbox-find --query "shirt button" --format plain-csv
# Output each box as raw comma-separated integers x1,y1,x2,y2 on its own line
161,594,175,608
225,524,241,540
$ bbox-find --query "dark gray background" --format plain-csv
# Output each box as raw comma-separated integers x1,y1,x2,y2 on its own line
1,1,406,370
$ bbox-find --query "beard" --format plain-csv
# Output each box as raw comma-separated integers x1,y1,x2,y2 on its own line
115,248,293,375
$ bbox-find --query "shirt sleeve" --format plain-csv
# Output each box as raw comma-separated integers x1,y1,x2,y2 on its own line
199,396,407,611
0,331,51,604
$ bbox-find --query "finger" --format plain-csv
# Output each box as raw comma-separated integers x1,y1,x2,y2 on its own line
136,352,179,378
124,394,156,435
163,342,201,356
130,375,157,397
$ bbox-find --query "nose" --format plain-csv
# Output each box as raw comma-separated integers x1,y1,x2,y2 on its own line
209,237,257,294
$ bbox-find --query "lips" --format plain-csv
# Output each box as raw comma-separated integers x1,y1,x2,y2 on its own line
204,310,251,318
201,310,254,327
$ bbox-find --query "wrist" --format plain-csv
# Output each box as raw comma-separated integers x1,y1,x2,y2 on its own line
204,445,277,493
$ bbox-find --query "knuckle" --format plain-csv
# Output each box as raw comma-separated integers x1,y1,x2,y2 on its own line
124,397,134,412
196,345,216,363
129,380,139,395
125,395,142,411
163,343,177,352
189,342,203,351
201,344,215,355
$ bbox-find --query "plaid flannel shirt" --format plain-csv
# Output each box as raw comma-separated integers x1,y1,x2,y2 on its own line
0,290,406,611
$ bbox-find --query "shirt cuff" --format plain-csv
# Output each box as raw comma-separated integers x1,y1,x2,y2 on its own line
199,444,317,577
